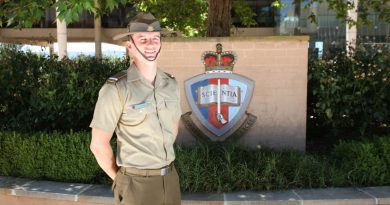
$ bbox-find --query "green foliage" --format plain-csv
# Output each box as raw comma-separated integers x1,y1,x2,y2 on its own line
0,0,128,27
1,43,387,136
0,0,52,28
232,0,257,27
0,44,129,131
0,0,261,41
1,131,389,190
54,0,94,23
271,0,285,8
0,131,107,183
175,142,340,192
357,0,390,25
179,143,325,192
0,0,208,36
331,137,390,186
1,0,389,32
131,0,208,37
303,0,390,26
308,44,390,136
54,0,129,22
0,0,209,36
134,0,258,36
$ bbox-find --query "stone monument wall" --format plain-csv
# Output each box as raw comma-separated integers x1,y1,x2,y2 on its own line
157,36,309,151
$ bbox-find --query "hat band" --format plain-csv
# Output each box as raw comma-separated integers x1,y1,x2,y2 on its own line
128,22,161,33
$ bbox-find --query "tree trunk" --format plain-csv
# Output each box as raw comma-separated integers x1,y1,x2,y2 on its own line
94,0,102,59
346,0,358,53
56,15,67,60
207,0,232,37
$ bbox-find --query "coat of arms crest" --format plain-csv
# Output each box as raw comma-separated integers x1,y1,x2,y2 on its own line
183,43,256,141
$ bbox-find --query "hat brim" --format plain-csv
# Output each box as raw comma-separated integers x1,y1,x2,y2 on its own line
113,30,175,41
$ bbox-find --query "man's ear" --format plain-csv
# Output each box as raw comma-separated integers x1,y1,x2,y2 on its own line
126,41,132,49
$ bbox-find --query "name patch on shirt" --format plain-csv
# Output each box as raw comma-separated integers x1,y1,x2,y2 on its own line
131,101,149,110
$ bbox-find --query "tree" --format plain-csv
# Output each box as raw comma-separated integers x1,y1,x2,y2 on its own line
130,0,208,36
134,0,256,36
0,0,255,37
0,0,127,28
1,0,389,36
272,0,390,26
207,0,232,37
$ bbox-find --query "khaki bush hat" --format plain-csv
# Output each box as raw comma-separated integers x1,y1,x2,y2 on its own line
113,12,172,41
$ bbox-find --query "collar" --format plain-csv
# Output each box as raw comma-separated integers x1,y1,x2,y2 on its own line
127,64,170,84
127,64,141,82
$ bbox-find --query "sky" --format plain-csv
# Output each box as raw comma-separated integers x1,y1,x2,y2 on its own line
21,42,126,58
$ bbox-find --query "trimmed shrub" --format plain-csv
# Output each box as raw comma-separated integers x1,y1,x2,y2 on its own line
1,44,388,136
0,44,129,131
308,44,390,136
0,131,109,183
0,131,389,191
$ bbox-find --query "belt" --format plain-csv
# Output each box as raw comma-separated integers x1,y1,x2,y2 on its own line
119,163,174,176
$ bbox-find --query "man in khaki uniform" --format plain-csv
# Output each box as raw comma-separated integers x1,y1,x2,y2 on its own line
89,12,181,205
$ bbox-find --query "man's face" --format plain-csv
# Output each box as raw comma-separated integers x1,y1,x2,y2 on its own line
128,32,161,62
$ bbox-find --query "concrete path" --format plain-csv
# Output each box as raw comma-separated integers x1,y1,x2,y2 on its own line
1,176,390,205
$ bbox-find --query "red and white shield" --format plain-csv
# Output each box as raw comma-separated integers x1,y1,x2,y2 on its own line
184,72,254,137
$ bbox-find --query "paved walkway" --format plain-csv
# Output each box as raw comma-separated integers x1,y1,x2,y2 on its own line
1,176,390,205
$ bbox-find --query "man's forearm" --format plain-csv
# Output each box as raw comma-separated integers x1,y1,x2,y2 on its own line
90,129,118,180
92,144,118,180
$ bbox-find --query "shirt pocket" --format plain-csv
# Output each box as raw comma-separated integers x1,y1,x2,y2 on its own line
120,102,151,126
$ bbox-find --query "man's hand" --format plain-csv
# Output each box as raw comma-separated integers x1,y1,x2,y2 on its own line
90,128,118,180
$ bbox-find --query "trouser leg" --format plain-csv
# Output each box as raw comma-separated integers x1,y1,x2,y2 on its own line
113,165,181,205
164,166,181,205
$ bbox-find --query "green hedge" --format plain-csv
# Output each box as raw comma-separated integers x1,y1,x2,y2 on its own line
1,131,389,191
0,131,109,183
1,43,388,136
0,44,129,131
308,44,390,136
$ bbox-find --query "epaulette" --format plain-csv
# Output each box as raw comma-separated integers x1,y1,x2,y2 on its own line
106,71,127,84
164,72,175,79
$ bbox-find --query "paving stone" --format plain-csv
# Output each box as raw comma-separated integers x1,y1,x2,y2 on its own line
360,186,390,205
2,176,390,205
0,176,35,195
294,187,375,205
13,180,91,201
224,190,301,205
78,184,115,204
182,193,224,205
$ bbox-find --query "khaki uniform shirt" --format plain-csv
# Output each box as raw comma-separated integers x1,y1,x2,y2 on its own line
90,64,182,169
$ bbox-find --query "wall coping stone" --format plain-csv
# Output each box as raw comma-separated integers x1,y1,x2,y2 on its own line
1,176,390,205
162,36,310,42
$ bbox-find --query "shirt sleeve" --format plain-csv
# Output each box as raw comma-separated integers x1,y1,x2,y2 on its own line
90,84,123,133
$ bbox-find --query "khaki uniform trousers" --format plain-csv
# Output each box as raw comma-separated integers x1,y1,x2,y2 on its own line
112,164,181,205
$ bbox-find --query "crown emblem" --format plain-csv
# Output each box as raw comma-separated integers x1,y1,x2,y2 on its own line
202,43,237,73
